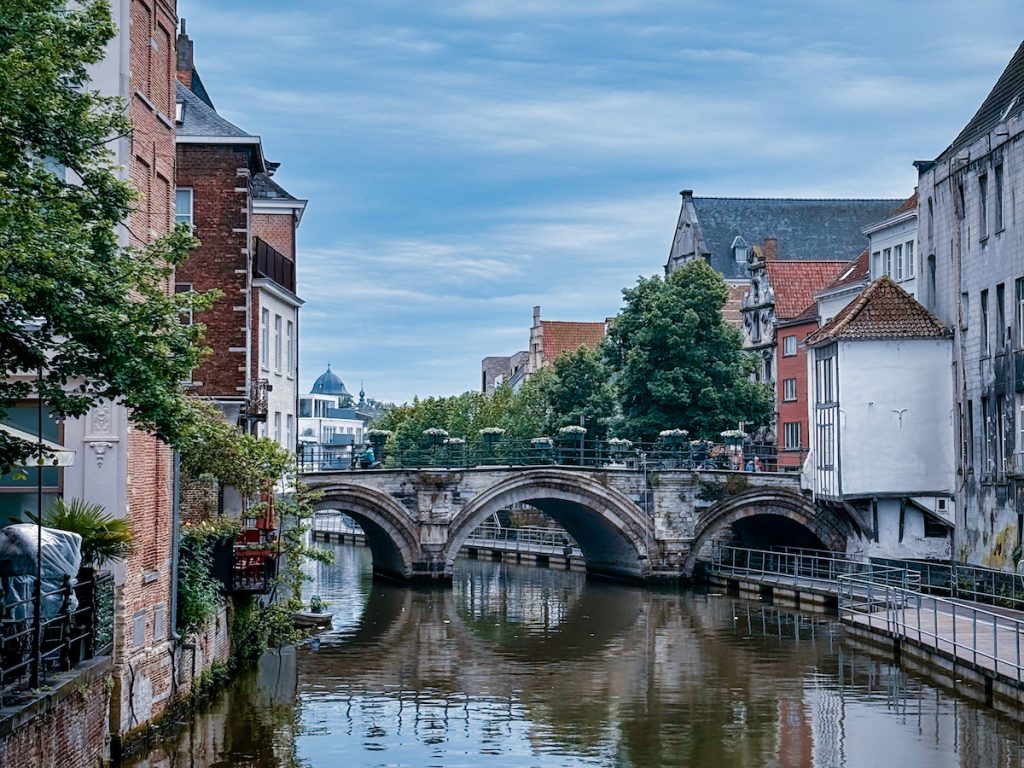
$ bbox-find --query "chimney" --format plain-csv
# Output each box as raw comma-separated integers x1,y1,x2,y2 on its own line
762,237,778,261
176,19,193,88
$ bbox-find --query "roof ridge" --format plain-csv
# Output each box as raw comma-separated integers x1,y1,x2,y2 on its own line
694,196,903,202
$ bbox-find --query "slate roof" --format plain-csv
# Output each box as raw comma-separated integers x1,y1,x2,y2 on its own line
818,249,870,295
805,276,951,347
311,364,350,396
252,172,297,201
764,259,848,320
542,321,606,364
175,81,253,139
666,193,900,280
938,40,1024,162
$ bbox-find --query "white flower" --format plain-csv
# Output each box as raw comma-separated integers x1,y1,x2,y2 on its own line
720,429,748,439
445,437,466,445
479,427,506,436
423,427,449,437
659,429,689,438
558,425,587,435
531,437,554,446
607,438,633,447
366,429,393,438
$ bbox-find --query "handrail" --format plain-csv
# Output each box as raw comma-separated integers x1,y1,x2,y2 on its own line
298,438,786,475
871,556,1024,612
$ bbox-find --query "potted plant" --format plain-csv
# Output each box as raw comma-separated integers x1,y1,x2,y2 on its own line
35,498,131,573
720,429,748,447
366,428,392,449
607,437,633,456
422,427,449,447
479,427,506,444
658,428,689,445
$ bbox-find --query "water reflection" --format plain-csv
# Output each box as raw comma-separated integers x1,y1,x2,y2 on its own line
121,543,1024,768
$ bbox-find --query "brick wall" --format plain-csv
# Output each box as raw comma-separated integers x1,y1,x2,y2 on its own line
254,212,295,259
176,144,253,399
775,319,816,469
0,662,113,768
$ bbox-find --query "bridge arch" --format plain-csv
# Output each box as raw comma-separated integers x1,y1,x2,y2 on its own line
312,484,422,581
682,487,854,574
445,469,651,581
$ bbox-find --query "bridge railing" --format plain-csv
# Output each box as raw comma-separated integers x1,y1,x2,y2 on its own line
464,522,583,557
298,439,785,474
837,572,1024,682
707,544,920,591
870,556,1024,613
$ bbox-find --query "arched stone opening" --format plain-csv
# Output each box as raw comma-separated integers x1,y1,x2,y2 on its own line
313,485,421,581
683,488,852,575
445,470,650,581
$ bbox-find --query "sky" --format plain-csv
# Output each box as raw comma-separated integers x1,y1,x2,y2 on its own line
177,0,1024,404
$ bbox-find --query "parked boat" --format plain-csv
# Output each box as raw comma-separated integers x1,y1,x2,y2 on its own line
292,610,333,629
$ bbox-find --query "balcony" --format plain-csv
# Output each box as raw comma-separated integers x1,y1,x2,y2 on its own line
242,378,270,422
253,237,296,294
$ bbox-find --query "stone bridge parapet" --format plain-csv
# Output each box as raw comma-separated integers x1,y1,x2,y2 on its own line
302,466,850,583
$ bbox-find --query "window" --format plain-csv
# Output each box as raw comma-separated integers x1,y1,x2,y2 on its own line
927,255,937,309
815,347,837,404
883,248,892,277
979,173,989,239
981,289,990,356
905,240,914,277
286,320,294,374
927,196,934,238
273,314,282,371
299,398,312,418
783,378,797,401
893,244,903,281
783,335,797,356
966,399,974,469
995,164,1005,231
286,414,293,451
783,422,801,450
957,181,966,220
997,283,1006,349
174,282,192,325
1018,397,1024,464
174,187,193,228
174,101,184,124
273,412,282,445
982,396,995,475
1016,277,1024,348
260,308,269,369
923,515,949,539
764,356,772,382
961,292,970,330
872,251,881,278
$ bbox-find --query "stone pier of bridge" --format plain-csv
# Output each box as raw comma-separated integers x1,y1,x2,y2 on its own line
302,466,860,583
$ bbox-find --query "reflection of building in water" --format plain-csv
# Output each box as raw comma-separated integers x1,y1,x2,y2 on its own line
777,699,813,768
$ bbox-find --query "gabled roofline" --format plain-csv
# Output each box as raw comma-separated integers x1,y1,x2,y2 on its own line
175,135,266,173
861,209,916,236
253,197,308,225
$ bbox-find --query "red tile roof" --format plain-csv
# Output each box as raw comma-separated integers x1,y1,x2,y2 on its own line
884,191,918,219
819,249,870,294
542,321,606,363
764,259,849,320
805,276,951,346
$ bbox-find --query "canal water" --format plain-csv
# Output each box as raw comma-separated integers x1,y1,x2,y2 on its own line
124,542,1024,767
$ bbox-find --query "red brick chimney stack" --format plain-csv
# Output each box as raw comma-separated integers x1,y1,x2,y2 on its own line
176,18,193,88
763,237,778,261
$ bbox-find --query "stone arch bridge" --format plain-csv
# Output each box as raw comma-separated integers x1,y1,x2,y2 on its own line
302,466,862,583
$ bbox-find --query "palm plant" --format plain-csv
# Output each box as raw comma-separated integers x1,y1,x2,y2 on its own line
38,498,132,569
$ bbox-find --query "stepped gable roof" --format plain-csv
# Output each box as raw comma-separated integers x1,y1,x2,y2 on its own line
819,249,870,295
311,364,350,396
938,40,1024,162
764,259,848,320
175,81,253,139
667,193,901,280
805,276,951,347
541,321,606,364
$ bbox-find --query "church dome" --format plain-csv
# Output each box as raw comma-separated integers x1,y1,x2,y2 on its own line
311,364,350,396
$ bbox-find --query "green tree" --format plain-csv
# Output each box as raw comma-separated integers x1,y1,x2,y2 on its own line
606,259,772,440
539,346,618,438
0,0,214,471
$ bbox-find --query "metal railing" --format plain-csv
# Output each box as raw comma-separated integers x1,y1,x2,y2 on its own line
871,557,1024,613
1,571,114,703
838,573,1024,682
463,523,583,558
298,438,783,474
313,512,364,537
706,544,921,591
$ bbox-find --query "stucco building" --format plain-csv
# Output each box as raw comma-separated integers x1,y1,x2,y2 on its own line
915,40,1024,568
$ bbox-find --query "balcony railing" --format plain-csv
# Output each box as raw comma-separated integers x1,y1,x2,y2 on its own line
253,237,296,294
1,570,114,704
242,378,270,422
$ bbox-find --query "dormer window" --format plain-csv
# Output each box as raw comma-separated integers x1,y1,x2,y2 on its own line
731,236,749,264
175,102,184,124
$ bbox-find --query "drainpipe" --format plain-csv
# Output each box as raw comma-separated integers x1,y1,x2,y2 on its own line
170,451,183,642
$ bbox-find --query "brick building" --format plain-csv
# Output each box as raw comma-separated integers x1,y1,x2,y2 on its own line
915,40,1024,568
174,25,305,452
740,239,848,462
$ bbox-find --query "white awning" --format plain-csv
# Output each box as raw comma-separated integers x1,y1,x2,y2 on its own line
0,423,76,467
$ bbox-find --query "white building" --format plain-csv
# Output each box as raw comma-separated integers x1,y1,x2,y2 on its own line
805,276,955,559
298,366,365,467
864,192,919,297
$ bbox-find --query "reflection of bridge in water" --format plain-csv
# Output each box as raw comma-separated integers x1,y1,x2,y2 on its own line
302,465,864,583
